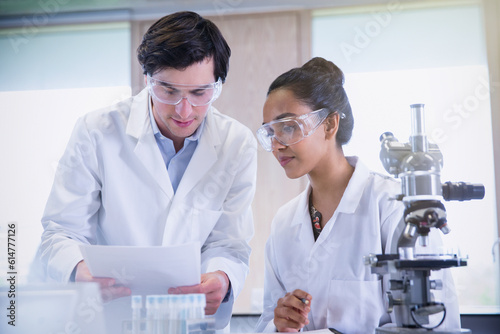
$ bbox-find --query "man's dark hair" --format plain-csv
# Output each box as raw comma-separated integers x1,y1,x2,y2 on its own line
137,11,231,82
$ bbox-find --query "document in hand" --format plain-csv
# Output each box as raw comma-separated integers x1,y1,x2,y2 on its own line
79,242,201,295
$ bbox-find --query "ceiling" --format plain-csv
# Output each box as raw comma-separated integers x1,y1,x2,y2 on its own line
0,0,388,28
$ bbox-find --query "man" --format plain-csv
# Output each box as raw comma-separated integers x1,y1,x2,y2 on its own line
37,11,256,330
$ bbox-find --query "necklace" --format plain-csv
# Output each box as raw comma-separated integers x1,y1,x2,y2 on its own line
309,194,322,241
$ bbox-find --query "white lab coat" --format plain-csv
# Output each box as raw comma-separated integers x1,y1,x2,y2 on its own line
37,88,257,329
255,157,461,333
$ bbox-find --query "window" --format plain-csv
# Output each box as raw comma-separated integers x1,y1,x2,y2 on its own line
0,23,132,283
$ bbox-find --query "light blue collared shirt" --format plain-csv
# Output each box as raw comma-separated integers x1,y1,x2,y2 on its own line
149,99,204,193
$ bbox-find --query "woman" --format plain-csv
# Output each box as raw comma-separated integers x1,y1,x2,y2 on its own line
254,57,460,333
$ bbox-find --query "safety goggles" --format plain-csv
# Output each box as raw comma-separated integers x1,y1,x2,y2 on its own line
147,75,222,106
256,108,333,152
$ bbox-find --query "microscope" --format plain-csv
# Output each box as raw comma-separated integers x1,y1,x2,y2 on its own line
364,104,485,333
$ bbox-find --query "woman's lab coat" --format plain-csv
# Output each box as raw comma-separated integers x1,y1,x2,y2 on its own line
38,88,257,328
255,157,461,333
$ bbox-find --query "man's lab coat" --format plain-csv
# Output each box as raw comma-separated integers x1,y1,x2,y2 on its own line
37,88,257,328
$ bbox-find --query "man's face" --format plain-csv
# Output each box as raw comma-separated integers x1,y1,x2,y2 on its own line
148,58,217,146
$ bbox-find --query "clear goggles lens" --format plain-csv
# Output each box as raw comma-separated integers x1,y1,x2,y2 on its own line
256,108,332,152
147,75,222,106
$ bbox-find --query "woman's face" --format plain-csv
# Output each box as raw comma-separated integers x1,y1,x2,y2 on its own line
262,89,330,179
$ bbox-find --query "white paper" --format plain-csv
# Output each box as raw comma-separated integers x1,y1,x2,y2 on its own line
79,242,201,295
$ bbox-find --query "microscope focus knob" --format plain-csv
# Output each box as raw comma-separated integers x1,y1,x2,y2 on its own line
363,253,378,266
385,291,403,314
430,280,443,290
386,291,394,313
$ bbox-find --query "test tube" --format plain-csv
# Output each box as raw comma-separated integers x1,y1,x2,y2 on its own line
131,295,142,334
168,294,180,334
189,294,205,320
197,293,206,319
180,294,188,334
146,295,159,334
159,295,174,334
156,295,164,334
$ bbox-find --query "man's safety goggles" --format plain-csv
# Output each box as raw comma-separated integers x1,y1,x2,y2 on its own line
256,108,335,152
147,75,222,107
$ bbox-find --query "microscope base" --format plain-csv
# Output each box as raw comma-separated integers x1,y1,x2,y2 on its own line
375,327,471,334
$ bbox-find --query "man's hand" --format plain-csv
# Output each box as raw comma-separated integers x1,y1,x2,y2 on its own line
168,270,230,315
75,260,131,302
274,289,312,332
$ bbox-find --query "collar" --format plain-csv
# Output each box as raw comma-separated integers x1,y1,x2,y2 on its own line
290,156,369,228
338,156,370,214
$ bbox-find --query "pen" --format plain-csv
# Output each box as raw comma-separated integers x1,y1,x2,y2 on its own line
301,298,309,305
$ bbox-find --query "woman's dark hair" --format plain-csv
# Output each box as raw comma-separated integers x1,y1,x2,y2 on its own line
137,11,231,82
268,57,354,145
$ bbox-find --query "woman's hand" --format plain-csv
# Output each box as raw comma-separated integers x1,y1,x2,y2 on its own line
274,289,312,332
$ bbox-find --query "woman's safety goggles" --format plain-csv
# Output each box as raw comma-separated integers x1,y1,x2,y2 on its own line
147,75,222,107
256,108,334,152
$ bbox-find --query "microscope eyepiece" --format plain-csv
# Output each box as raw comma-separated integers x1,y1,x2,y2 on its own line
442,181,485,201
